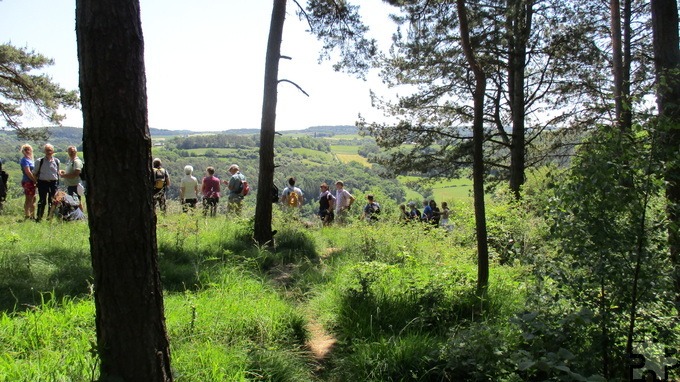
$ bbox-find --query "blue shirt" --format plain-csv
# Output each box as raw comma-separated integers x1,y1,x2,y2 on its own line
20,157,34,183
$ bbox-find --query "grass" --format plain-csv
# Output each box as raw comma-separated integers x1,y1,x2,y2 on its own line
0,195,530,381
398,175,473,204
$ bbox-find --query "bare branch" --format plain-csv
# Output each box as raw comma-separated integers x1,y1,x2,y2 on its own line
278,79,310,97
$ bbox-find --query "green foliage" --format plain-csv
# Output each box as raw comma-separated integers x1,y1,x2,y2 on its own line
330,334,445,382
541,125,676,379
0,44,79,136
0,296,98,381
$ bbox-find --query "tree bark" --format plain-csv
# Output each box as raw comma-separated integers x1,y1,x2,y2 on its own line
650,0,680,313
76,1,173,381
610,0,633,132
457,0,490,295
507,0,532,199
255,0,287,247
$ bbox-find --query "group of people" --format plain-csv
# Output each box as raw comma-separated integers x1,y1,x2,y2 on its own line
278,178,358,225
154,159,248,216
399,199,451,229
281,178,453,229
280,178,383,225
19,143,85,222
14,145,451,229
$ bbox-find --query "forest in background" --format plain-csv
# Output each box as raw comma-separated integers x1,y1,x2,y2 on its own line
0,125,473,217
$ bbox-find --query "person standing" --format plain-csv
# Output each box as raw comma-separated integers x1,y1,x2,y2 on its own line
407,202,421,221
334,180,355,224
426,199,441,227
398,204,410,223
361,194,381,222
0,159,7,211
422,199,433,222
20,144,37,220
34,144,60,222
152,158,170,213
281,177,304,208
59,146,84,210
318,182,335,225
179,165,199,212
440,201,452,231
224,164,246,215
201,166,221,216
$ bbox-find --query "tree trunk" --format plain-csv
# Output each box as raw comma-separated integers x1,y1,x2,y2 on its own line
507,0,532,199
457,0,489,295
255,0,287,247
610,0,633,132
76,1,173,381
650,0,680,313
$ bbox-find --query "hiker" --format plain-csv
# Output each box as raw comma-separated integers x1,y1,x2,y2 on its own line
334,180,355,224
152,158,170,213
0,159,7,211
224,164,246,215
425,199,441,227
398,204,410,223
318,182,335,226
49,190,85,221
179,165,199,212
20,144,37,220
34,144,60,222
407,202,421,221
421,199,430,221
440,201,452,231
361,194,381,222
281,177,304,208
422,199,433,221
58,146,84,210
201,166,221,216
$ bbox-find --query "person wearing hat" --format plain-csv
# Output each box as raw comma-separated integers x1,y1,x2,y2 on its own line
407,201,421,221
224,164,246,215
152,158,170,213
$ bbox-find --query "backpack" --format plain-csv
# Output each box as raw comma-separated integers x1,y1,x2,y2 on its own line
239,180,250,196
154,168,167,189
370,202,381,214
287,188,299,207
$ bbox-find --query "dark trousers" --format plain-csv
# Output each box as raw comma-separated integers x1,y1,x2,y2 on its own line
37,180,58,220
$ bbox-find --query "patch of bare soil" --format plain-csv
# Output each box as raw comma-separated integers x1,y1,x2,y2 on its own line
267,251,339,371
306,319,337,364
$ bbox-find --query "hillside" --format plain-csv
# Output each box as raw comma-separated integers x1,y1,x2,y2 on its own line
0,125,472,211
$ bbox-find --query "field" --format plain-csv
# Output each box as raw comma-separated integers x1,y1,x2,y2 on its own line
398,175,473,204
0,198,530,381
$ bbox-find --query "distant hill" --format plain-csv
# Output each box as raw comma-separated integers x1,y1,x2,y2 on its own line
0,125,359,142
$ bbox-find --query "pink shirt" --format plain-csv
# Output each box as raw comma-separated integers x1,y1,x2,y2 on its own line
202,176,221,198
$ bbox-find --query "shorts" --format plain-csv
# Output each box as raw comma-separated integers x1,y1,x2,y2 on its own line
22,181,36,197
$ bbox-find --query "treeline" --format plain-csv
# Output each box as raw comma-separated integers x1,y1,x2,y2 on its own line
169,134,331,152
153,133,405,205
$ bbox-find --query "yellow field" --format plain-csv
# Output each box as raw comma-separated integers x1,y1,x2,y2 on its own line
335,153,371,167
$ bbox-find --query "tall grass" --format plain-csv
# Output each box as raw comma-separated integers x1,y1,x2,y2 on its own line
0,194,533,381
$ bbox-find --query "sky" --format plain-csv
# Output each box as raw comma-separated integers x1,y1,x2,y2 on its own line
0,0,399,132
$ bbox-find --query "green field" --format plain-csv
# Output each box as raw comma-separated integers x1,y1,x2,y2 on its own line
398,176,472,204
329,145,359,154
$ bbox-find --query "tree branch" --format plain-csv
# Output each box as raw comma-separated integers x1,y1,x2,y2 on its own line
278,79,310,97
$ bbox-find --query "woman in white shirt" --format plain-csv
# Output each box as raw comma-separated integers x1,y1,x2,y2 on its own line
179,165,199,212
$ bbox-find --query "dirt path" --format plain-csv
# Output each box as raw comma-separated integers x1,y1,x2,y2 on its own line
268,248,341,372
306,319,336,362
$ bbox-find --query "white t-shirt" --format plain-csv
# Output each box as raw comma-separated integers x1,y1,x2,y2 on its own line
180,175,198,199
335,188,352,213
283,186,303,206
